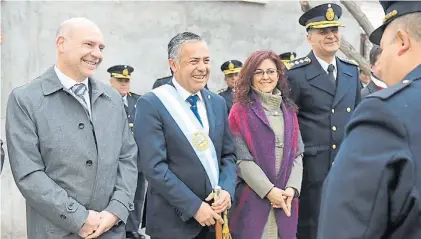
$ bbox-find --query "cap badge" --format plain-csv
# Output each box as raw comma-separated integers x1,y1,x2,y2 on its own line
228,62,235,70
326,6,335,21
122,68,129,76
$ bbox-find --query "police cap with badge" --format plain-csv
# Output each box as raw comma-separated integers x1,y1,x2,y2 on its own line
107,65,134,80
369,1,421,45
279,52,297,62
299,3,344,30
279,52,297,68
286,3,346,70
220,60,242,76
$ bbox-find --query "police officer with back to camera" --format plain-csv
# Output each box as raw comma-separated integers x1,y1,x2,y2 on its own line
218,60,242,114
279,52,297,69
318,1,421,238
286,3,361,239
107,65,146,239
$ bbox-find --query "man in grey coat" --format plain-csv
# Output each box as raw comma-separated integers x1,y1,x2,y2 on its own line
5,18,138,239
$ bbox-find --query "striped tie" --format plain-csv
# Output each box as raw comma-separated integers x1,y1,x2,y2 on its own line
71,83,88,109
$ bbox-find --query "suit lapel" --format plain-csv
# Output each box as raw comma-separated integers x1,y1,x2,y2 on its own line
200,89,216,141
332,58,353,107
306,52,335,96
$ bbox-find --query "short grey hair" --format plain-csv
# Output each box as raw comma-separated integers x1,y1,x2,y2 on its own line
168,32,203,60
389,12,421,43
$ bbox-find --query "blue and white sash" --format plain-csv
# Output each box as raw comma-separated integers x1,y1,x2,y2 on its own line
152,85,219,189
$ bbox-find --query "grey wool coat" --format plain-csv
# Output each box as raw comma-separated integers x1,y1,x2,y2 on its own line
5,66,138,239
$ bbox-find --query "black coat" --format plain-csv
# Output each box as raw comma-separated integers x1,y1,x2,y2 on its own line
287,51,361,239
318,64,421,239
218,87,234,114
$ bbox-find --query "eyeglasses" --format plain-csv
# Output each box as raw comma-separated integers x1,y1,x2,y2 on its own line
253,69,278,78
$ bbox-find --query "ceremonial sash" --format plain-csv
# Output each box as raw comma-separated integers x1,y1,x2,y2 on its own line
152,85,219,189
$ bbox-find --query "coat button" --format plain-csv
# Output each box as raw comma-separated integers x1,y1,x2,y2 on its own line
332,144,337,150
346,107,351,112
332,126,337,131
86,160,93,166
60,214,66,220
331,109,335,113
78,123,85,129
67,203,74,210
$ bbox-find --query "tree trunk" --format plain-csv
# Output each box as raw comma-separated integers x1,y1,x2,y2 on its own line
299,1,371,74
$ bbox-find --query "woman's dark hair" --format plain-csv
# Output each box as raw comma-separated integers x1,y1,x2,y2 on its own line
234,50,297,111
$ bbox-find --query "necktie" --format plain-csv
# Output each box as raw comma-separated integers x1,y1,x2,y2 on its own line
122,96,128,114
71,83,89,109
186,94,203,126
327,64,336,88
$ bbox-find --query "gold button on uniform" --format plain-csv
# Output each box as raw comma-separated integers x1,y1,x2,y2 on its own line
347,107,351,112
332,144,337,150
332,126,337,131
331,109,335,113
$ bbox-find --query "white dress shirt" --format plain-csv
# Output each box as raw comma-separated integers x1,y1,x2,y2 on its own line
315,55,338,80
172,77,209,133
54,65,91,116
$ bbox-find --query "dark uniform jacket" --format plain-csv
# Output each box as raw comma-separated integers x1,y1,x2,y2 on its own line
218,87,234,114
287,51,361,239
124,92,146,232
125,92,140,131
152,76,172,89
318,64,421,239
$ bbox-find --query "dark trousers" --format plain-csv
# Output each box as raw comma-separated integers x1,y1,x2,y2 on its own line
152,227,215,239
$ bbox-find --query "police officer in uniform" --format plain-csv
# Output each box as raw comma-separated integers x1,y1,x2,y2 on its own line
286,3,361,239
318,1,421,238
279,52,297,69
218,60,242,113
107,65,146,239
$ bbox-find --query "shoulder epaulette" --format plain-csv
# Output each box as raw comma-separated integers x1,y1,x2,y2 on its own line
287,57,311,70
128,92,141,97
156,75,172,81
217,88,226,94
367,79,411,100
338,56,359,67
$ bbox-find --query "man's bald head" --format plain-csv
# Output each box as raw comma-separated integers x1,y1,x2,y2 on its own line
56,17,101,39
55,17,104,82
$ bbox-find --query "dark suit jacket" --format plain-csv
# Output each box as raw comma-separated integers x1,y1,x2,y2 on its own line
361,78,379,98
134,81,236,239
287,51,361,239
318,64,421,238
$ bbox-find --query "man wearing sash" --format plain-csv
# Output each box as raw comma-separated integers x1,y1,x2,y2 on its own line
134,32,236,239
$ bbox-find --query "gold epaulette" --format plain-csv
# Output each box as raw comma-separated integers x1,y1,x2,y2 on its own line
287,57,311,70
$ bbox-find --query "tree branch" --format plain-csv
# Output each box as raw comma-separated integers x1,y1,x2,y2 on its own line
339,0,375,36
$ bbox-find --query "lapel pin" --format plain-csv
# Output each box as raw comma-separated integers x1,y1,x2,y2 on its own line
208,95,211,99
